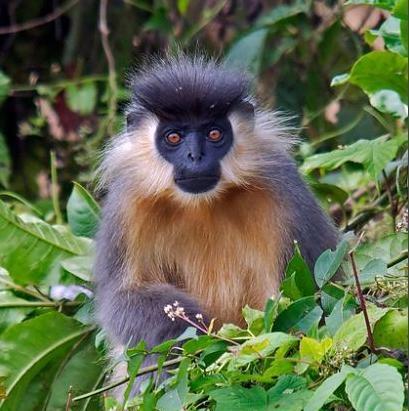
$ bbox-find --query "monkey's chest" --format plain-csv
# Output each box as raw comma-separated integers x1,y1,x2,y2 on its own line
144,219,284,325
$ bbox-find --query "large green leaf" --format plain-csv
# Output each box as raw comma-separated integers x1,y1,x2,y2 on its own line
345,364,404,411
302,135,406,180
210,386,268,411
45,338,105,411
0,200,91,285
373,310,408,350
273,297,323,334
348,51,408,101
314,240,348,289
66,182,100,238
225,29,268,75
281,244,316,300
0,312,92,410
333,306,390,350
304,366,353,411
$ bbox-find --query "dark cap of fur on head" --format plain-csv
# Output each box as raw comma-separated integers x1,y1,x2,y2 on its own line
128,55,252,122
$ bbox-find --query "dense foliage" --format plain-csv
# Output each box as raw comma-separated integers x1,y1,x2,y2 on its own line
0,0,407,410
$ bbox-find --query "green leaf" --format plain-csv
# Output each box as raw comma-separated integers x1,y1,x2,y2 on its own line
344,258,388,285
304,366,352,411
263,298,279,333
325,294,357,335
238,333,297,365
65,82,97,115
345,364,404,411
225,29,268,75
0,312,92,410
348,51,408,101
400,18,408,52
0,133,10,188
393,0,408,20
330,73,350,86
370,89,408,119
273,296,323,334
177,0,189,14
333,305,390,350
302,135,406,180
257,2,309,26
124,341,146,405
60,254,93,282
45,338,105,411
156,359,192,411
66,182,100,238
345,0,395,12
242,305,265,334
0,200,91,285
218,323,247,339
268,390,312,411
210,386,268,411
299,336,332,364
314,240,348,288
373,17,407,56
0,71,10,105
281,243,316,300
373,310,408,349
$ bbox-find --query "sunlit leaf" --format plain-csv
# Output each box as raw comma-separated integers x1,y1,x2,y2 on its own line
345,364,404,411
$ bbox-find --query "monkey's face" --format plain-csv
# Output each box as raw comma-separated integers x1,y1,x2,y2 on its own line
155,116,233,194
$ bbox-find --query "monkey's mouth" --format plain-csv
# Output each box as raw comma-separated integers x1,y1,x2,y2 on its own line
175,175,219,194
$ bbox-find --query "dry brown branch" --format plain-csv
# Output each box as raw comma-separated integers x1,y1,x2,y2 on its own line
99,0,118,135
0,0,80,35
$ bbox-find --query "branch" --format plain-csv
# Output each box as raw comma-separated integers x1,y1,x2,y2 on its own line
343,191,389,232
72,357,183,402
387,250,408,268
349,251,377,354
0,301,82,308
99,0,118,136
0,0,79,35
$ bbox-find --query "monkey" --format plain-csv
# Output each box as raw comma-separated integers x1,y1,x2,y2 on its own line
94,54,338,380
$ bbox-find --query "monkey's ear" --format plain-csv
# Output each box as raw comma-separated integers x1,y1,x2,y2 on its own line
126,112,143,131
235,101,255,128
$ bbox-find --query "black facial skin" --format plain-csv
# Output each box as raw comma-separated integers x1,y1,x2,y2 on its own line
155,117,233,194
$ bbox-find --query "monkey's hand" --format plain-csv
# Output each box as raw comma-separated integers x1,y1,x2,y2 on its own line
96,283,207,348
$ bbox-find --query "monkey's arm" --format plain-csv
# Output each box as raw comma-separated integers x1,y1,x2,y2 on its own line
270,153,339,269
94,192,206,348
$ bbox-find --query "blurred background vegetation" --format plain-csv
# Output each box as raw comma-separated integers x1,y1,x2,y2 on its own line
0,1,407,410
0,0,394,212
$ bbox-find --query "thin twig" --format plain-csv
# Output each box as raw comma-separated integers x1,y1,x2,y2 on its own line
382,170,398,230
349,252,377,354
65,386,73,411
0,276,51,302
72,357,183,402
0,301,82,308
343,191,389,232
387,250,408,268
50,151,63,225
99,0,118,136
0,0,79,35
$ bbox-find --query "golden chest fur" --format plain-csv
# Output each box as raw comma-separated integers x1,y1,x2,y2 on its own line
124,187,290,325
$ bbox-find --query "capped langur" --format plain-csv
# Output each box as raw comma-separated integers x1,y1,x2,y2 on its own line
95,55,338,367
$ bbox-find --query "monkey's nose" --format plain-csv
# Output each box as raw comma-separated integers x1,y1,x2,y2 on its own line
187,152,203,162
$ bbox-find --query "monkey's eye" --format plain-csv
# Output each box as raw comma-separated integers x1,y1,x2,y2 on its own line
165,132,182,145
208,129,222,142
